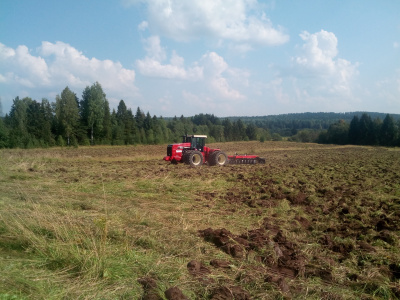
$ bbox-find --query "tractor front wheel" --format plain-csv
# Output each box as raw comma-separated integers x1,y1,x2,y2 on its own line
188,150,204,167
182,151,192,164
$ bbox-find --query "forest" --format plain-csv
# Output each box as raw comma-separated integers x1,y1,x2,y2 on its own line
0,82,399,148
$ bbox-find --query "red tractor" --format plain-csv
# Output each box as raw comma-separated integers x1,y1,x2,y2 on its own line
163,135,265,167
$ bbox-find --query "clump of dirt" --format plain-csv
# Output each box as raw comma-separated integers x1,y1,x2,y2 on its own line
210,285,251,300
304,264,333,281
187,260,212,284
210,259,231,269
264,275,290,294
199,228,247,258
357,241,376,253
139,278,189,300
138,277,162,300
199,225,308,294
376,215,399,232
375,230,398,246
293,215,312,230
319,235,354,257
287,191,308,205
164,287,189,300
271,230,306,278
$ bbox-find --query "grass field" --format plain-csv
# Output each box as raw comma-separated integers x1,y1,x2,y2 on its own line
0,141,399,299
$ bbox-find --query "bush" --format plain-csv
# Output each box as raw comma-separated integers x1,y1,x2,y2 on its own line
56,136,65,147
272,133,282,141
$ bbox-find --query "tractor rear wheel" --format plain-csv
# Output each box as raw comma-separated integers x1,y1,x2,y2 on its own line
211,151,228,166
188,150,203,167
208,151,217,166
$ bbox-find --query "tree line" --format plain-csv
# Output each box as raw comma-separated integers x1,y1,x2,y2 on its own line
0,83,271,149
0,83,399,148
236,112,400,137
316,113,400,146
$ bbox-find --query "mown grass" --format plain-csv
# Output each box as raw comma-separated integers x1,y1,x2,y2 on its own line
0,142,399,299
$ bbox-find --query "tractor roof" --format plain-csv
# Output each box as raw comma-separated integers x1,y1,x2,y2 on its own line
184,134,207,138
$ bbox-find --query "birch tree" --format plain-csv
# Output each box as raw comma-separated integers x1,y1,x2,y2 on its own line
55,87,79,145
81,82,106,145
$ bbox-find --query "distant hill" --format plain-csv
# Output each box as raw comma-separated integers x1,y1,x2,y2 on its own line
225,112,400,136
226,111,400,122
164,111,400,136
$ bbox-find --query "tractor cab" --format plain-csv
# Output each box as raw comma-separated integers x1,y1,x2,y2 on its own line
182,135,207,152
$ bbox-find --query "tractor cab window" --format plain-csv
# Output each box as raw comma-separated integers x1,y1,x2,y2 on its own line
182,136,191,143
191,137,205,152
182,135,206,151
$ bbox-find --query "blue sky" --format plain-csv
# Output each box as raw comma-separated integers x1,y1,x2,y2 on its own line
1,0,399,117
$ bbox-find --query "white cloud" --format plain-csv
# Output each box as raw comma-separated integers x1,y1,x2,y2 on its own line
40,41,136,91
136,35,203,80
136,37,245,100
229,43,254,53
295,30,338,74
128,0,289,48
134,33,247,115
201,51,228,77
182,90,217,111
0,41,137,108
211,77,244,99
200,52,246,100
293,30,358,95
138,20,148,31
250,30,361,113
0,43,15,59
0,43,50,87
142,35,166,61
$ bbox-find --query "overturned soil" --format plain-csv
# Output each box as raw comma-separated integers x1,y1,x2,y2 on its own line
1,142,399,299
189,144,400,298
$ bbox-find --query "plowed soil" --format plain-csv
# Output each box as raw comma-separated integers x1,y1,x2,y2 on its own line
1,141,399,299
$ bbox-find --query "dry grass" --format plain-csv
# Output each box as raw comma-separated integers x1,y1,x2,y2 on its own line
0,141,399,299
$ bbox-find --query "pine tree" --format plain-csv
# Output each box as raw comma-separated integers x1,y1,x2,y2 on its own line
348,116,360,145
144,112,153,132
26,100,43,145
116,100,137,144
0,117,8,148
358,113,374,145
380,114,396,146
246,123,257,140
8,97,30,148
111,109,123,145
102,99,112,144
40,98,55,146
222,118,233,141
233,119,247,141
135,107,145,130
125,109,136,144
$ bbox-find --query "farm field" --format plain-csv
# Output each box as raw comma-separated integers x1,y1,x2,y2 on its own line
0,141,399,299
